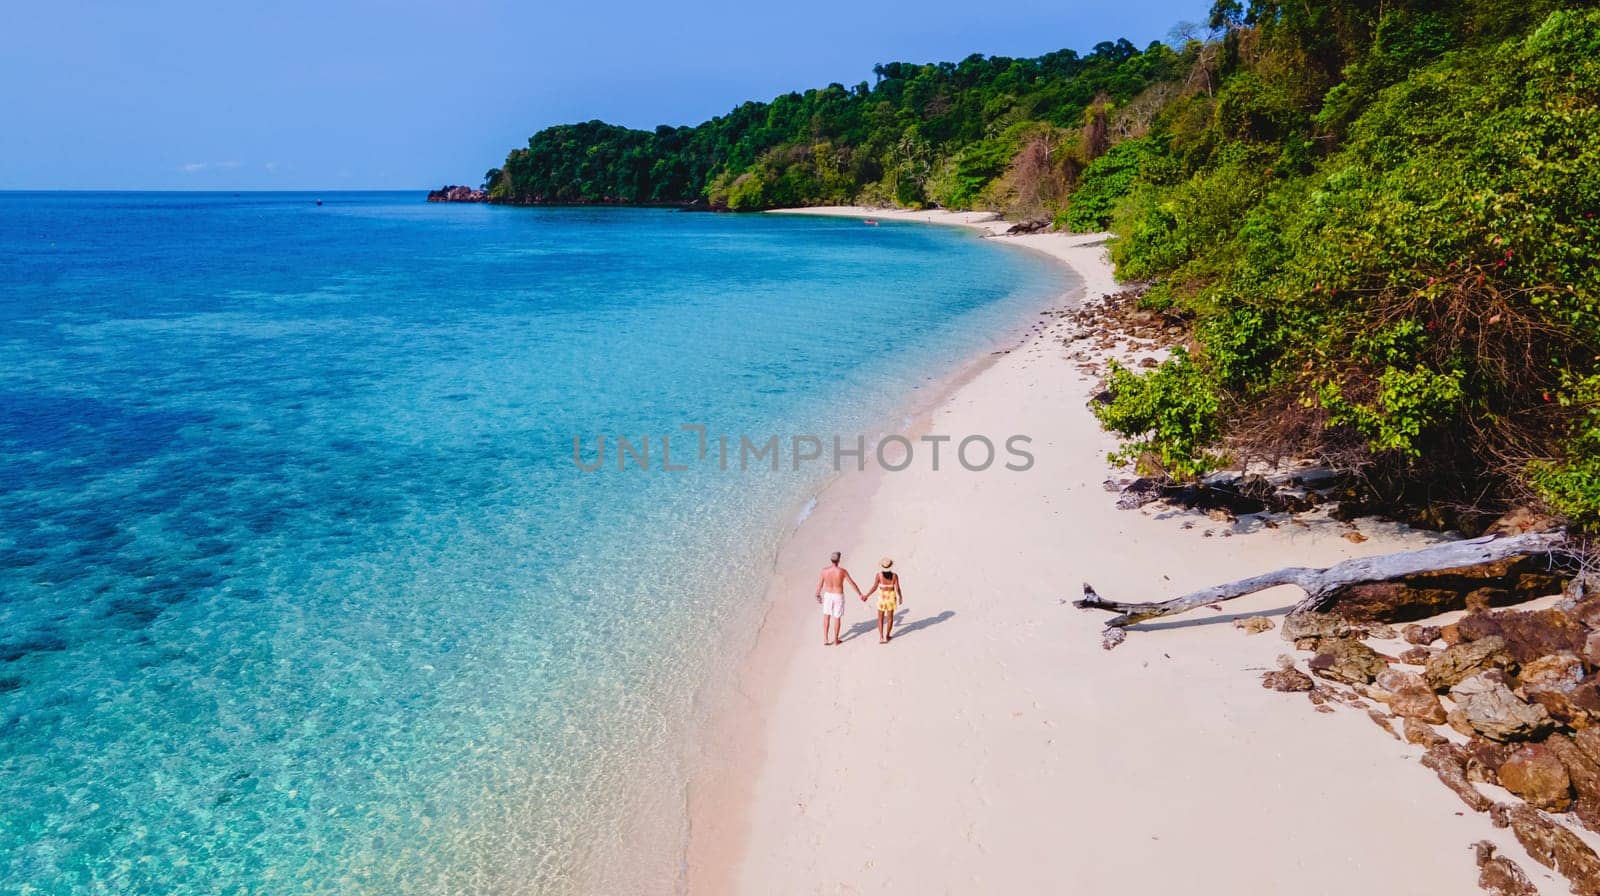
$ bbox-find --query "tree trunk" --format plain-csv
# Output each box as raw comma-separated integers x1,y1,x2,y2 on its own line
1074,532,1570,629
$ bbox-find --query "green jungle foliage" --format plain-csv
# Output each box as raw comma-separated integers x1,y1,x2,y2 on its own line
486,40,1183,211
1092,2,1600,533
482,1,1600,532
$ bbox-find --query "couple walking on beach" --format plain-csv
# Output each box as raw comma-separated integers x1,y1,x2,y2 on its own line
815,551,904,646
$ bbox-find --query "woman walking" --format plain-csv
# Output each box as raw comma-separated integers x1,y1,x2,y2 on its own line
860,557,906,644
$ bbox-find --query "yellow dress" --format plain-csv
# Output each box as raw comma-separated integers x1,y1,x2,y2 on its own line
876,579,899,613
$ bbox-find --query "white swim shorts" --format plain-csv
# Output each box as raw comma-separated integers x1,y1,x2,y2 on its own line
821,591,845,618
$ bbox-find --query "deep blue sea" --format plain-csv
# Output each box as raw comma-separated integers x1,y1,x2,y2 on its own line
0,192,1063,894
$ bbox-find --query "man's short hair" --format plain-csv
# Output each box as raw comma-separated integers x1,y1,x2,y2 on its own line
830,551,841,563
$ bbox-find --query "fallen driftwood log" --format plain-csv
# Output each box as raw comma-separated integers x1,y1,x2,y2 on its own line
1075,532,1572,630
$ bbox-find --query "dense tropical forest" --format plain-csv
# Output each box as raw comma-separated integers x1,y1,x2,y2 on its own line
482,0,1600,535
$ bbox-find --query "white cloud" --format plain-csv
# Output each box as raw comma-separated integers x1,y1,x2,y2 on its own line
179,160,243,174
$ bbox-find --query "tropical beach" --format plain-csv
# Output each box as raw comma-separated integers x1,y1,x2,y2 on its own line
683,210,1582,894
8,0,1600,894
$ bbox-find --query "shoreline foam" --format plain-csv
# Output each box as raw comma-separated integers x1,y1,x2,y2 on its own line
682,206,1554,895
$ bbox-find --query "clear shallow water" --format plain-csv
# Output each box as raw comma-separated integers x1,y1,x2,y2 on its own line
0,193,1063,894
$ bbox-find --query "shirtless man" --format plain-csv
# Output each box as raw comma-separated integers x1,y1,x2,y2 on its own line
814,551,863,646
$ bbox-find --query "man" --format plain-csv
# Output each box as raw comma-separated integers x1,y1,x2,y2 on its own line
814,551,862,646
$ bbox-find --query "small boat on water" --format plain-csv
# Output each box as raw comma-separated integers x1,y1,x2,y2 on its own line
863,218,878,226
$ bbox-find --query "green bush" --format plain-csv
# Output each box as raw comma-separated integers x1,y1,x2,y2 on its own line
1093,349,1222,478
1062,138,1156,231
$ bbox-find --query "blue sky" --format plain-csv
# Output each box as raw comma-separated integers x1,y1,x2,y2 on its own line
2,0,1205,190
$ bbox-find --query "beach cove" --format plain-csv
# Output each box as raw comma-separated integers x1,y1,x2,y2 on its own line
684,207,1567,895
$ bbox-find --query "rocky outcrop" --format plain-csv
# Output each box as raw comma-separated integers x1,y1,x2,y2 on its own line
1421,743,1493,812
1321,554,1567,623
427,185,489,203
1261,655,1314,692
1490,802,1600,895
1474,841,1539,896
1004,219,1051,234
1368,669,1447,723
1449,674,1555,742
1403,624,1442,645
1458,607,1589,664
1397,645,1434,665
1498,744,1573,810
1308,638,1389,684
1425,636,1515,691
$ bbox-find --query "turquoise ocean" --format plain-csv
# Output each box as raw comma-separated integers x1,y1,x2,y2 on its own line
0,193,1064,894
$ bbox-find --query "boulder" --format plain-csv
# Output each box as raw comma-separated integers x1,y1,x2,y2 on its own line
1521,651,1587,690
1465,739,1514,784
1281,612,1360,647
1233,615,1275,635
1449,674,1555,742
1004,218,1050,235
1519,653,1600,728
1421,743,1493,812
1320,554,1567,623
1368,708,1401,739
1457,606,1588,664
1365,622,1399,640
1308,638,1389,685
1473,840,1539,896
1403,624,1442,645
1490,802,1600,895
1368,670,1447,724
1498,744,1573,811
1398,646,1434,666
1425,636,1515,692
1545,734,1600,797
1403,716,1446,746
1261,655,1313,692
1576,726,1600,767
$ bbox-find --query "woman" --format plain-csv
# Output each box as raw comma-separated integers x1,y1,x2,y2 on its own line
859,557,906,644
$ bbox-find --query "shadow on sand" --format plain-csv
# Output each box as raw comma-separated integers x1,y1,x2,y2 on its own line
841,609,956,643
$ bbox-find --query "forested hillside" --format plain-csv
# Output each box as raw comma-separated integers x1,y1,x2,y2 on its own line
484,40,1182,212
481,0,1600,533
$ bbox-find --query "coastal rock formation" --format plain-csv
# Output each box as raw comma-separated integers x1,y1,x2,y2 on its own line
1004,219,1050,234
1425,636,1515,691
1474,841,1539,896
1490,802,1600,895
1448,674,1554,742
1319,554,1569,623
427,185,489,203
1404,717,1447,746
1404,624,1443,645
1368,670,1447,723
1233,615,1275,634
1421,743,1493,812
1466,739,1514,784
1308,638,1389,685
1458,607,1589,664
1498,744,1573,811
1282,611,1362,647
1261,655,1314,692
1398,645,1435,665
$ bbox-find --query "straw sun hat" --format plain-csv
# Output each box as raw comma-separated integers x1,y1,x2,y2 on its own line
880,557,894,569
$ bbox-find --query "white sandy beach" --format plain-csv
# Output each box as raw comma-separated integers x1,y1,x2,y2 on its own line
681,207,1568,895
